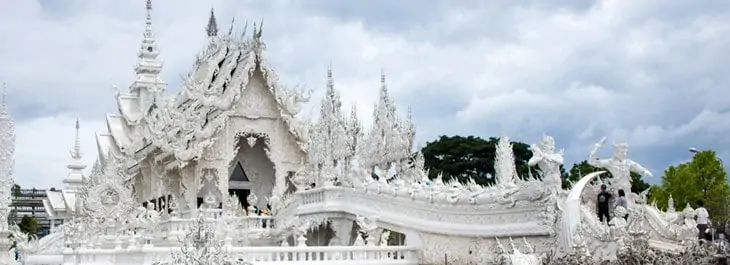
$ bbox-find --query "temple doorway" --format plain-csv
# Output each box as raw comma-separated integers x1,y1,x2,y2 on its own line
230,135,276,209
228,161,251,209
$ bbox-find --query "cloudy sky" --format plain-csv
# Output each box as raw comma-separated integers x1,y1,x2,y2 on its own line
1,0,729,189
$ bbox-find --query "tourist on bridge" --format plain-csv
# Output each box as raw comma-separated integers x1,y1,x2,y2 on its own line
597,184,612,222
696,200,711,240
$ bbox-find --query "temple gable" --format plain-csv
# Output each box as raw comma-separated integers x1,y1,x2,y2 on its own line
233,69,280,118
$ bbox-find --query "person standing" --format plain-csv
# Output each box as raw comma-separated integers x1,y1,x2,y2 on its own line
597,184,612,222
616,189,629,220
696,200,711,240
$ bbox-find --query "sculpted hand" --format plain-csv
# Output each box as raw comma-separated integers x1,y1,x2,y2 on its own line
530,144,542,155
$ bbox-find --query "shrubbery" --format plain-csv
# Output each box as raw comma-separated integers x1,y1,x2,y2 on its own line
543,239,725,265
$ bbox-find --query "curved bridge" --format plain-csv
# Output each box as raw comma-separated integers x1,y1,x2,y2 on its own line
286,186,554,242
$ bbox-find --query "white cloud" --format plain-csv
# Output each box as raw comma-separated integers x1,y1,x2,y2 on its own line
14,115,106,188
2,0,730,187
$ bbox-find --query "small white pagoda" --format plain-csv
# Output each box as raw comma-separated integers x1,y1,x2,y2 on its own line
43,119,86,229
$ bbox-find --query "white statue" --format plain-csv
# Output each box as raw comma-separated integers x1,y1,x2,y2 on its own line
588,137,652,195
246,193,258,216
609,206,628,239
495,135,518,189
379,230,390,246
678,204,699,243
528,134,564,191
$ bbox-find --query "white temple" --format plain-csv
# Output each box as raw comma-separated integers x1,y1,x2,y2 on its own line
0,2,710,265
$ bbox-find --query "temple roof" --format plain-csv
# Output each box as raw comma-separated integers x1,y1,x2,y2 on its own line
97,12,311,170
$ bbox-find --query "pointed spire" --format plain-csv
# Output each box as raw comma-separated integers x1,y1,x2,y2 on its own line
379,69,390,103
227,17,235,36
128,0,164,117
64,119,86,191
0,80,6,107
133,0,162,83
326,62,334,93
71,118,82,160
145,0,152,32
206,8,219,37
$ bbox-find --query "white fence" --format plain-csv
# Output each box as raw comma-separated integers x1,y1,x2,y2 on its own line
25,245,420,265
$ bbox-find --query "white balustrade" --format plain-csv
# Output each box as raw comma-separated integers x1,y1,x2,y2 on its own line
24,245,419,265
298,188,328,205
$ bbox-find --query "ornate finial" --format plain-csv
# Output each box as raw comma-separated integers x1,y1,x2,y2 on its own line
326,63,334,90
0,80,6,105
227,17,235,36
144,0,153,31
71,118,83,160
145,0,152,16
380,68,386,84
255,19,264,38
206,8,219,37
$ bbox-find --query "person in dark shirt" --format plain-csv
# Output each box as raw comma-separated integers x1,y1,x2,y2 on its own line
597,184,612,222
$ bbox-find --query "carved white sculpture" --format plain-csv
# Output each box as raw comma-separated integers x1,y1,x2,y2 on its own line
609,206,629,240
154,212,252,265
588,137,653,195
495,134,517,189
0,82,15,233
80,155,135,228
528,134,564,192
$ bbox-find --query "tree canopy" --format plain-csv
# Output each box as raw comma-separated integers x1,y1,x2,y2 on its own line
649,150,729,222
18,215,40,237
420,135,567,185
12,184,20,197
564,160,651,194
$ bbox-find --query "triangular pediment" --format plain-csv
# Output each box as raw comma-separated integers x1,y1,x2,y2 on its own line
230,161,249,182
234,68,282,118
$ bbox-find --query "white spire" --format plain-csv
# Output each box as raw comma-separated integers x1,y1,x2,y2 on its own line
0,80,6,105
0,81,15,231
130,0,165,113
206,8,219,37
63,118,86,191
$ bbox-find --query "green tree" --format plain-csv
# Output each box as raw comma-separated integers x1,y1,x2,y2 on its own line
565,160,650,194
651,150,729,222
420,135,568,185
11,184,20,197
18,215,40,237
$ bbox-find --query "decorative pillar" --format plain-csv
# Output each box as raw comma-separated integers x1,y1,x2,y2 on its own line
212,161,230,203
0,83,17,264
180,167,198,217
330,219,354,246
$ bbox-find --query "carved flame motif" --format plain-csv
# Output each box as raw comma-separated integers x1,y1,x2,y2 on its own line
80,156,134,225
246,136,257,148
100,189,120,206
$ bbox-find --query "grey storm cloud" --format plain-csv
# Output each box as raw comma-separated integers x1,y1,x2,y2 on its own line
0,0,729,188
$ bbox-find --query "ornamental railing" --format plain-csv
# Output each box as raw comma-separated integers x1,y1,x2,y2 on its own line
25,245,419,265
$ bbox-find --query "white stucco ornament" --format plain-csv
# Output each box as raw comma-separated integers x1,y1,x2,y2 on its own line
81,156,134,224
0,81,15,232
